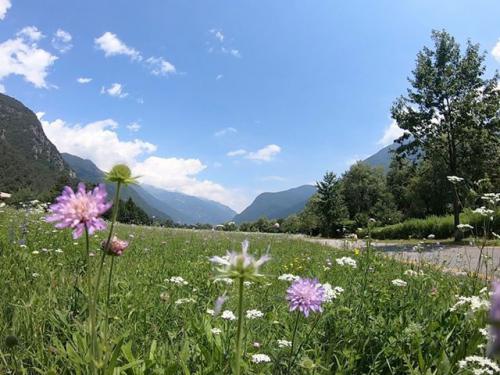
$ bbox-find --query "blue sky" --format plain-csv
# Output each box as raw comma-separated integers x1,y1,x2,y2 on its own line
0,0,499,211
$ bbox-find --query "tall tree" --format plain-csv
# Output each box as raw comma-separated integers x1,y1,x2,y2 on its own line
391,30,499,240
342,162,400,226
315,172,347,237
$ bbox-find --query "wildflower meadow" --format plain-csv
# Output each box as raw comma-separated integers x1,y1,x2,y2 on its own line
0,168,499,374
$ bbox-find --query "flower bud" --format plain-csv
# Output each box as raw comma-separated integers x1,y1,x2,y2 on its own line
105,164,138,185
102,236,129,256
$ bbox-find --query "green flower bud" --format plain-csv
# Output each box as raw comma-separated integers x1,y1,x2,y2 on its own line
105,164,138,185
5,335,19,348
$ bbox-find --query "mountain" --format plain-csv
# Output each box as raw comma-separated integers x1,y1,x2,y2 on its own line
62,153,171,221
0,93,74,195
63,153,237,225
363,143,396,170
233,185,317,223
142,185,236,225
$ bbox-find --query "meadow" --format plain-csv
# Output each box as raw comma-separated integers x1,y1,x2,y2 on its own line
0,205,497,374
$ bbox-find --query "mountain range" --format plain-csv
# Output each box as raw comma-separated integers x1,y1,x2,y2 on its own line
62,153,237,225
0,92,397,225
233,185,317,223
0,94,74,195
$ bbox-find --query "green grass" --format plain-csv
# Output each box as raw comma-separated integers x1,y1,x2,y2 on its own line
0,207,495,374
359,211,500,240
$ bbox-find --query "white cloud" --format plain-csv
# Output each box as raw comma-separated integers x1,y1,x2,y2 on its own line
214,127,237,137
229,49,241,58
38,114,156,171
492,39,500,63
145,56,176,76
127,122,141,132
101,82,128,98
94,32,142,61
210,29,224,42
246,144,281,162
216,74,223,80
378,119,405,147
0,83,5,93
0,0,11,20
39,113,247,210
17,26,44,42
227,149,247,157
0,34,57,88
77,77,92,84
52,29,72,53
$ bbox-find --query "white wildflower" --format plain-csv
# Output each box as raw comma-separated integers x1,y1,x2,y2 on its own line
278,274,299,282
277,339,292,348
450,296,490,312
206,309,215,316
322,283,344,302
336,257,357,268
391,279,407,287
251,354,271,364
211,328,222,335
221,310,236,321
246,309,264,319
174,298,195,305
168,276,189,286
447,176,464,184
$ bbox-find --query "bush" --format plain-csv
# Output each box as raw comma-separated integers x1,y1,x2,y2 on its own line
358,210,500,240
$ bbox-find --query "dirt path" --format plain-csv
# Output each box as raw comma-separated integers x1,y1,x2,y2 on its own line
305,237,500,275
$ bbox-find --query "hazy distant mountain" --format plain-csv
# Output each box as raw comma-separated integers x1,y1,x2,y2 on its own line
0,93,74,195
63,153,236,225
362,143,396,170
233,185,317,223
62,153,171,221
143,185,236,225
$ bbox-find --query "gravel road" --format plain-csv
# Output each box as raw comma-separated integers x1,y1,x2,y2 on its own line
306,237,500,275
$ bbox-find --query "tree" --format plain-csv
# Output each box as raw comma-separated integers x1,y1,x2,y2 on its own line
342,163,400,226
391,30,500,240
315,172,348,237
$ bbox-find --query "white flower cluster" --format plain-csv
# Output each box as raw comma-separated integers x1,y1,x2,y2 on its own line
211,328,222,335
481,193,500,205
450,295,490,312
404,269,424,277
457,223,474,231
473,207,495,217
447,176,464,184
458,356,500,374
278,274,300,282
174,298,195,305
246,309,264,319
391,279,407,287
168,276,189,286
336,257,357,268
322,283,344,302
214,277,233,285
251,354,271,364
221,310,236,321
277,339,292,348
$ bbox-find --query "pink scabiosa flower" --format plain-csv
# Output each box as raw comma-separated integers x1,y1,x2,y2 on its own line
102,236,128,256
46,183,112,239
287,278,325,317
488,281,500,357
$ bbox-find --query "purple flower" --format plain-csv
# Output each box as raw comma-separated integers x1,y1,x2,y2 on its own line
488,281,500,357
46,183,112,239
286,278,325,317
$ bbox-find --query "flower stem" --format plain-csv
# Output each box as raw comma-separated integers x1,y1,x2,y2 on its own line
288,311,301,374
104,256,115,343
104,181,122,250
235,277,244,375
85,226,97,375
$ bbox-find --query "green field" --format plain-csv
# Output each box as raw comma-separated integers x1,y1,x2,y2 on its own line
0,207,496,374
